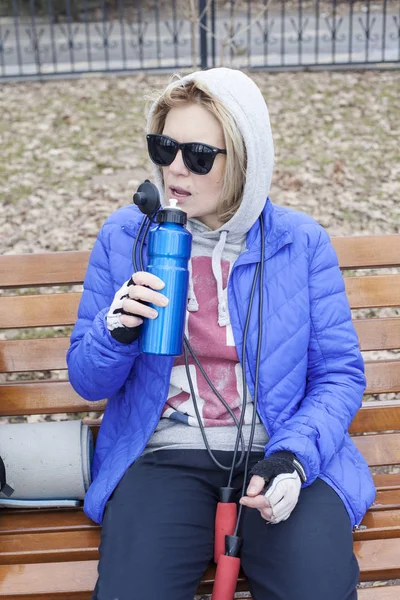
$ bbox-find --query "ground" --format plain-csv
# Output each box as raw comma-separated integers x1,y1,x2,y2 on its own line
1,69,399,257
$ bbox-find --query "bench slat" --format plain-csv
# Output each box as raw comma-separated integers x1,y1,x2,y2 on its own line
0,294,81,329
358,587,400,600
0,338,69,373
1,379,399,436
1,510,399,566
355,538,400,581
0,560,96,599
345,275,400,309
2,318,399,374
364,361,400,394
0,530,100,565
200,539,400,585
0,381,106,416
373,474,400,490
1,535,400,598
0,380,398,458
0,282,398,332
1,359,399,417
353,433,400,467
350,401,400,434
65,405,400,438
373,489,400,510
0,277,399,331
332,235,400,269
0,235,399,290
356,510,400,541
0,252,89,289
0,485,397,537
0,509,97,535
354,318,400,351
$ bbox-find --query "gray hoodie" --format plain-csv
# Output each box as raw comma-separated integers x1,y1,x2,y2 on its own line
144,68,274,454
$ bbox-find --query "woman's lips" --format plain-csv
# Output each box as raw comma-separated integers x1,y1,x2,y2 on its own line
169,186,191,199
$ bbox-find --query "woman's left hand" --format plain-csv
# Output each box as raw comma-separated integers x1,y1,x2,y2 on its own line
239,451,306,524
239,471,302,524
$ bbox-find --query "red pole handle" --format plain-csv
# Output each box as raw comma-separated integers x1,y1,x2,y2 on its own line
211,554,241,600
214,502,237,563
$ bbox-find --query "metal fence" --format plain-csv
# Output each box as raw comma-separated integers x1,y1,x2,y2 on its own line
0,0,399,79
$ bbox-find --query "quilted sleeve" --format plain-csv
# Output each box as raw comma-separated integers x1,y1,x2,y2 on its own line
67,224,140,401
264,226,366,485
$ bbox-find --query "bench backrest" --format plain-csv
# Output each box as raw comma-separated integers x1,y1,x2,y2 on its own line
1,235,400,474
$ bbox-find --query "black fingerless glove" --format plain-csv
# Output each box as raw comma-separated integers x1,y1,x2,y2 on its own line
107,277,143,345
110,324,142,345
249,451,307,485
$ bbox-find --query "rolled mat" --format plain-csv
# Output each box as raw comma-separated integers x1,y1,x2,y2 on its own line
0,420,93,508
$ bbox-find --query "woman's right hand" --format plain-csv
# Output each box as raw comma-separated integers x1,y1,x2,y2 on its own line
106,272,168,343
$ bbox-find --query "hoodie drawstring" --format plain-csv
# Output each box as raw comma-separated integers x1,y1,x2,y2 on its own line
212,230,230,327
187,256,199,312
186,221,199,312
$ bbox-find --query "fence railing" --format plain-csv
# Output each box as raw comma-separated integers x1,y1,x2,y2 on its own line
0,0,399,79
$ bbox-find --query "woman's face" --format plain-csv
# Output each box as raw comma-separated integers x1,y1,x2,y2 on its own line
161,103,226,231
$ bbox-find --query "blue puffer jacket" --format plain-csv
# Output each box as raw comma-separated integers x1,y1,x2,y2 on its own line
67,199,376,526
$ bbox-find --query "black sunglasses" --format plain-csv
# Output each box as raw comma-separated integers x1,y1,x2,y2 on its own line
147,134,227,175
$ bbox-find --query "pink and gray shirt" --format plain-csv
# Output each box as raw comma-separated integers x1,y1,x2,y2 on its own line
145,218,269,454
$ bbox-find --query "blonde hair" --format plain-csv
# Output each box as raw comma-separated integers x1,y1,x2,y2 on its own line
147,77,247,224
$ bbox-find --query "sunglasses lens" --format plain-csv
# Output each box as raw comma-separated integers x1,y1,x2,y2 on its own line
184,143,215,175
147,136,219,175
147,135,177,166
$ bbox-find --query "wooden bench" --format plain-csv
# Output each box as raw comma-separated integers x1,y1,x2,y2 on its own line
0,234,400,599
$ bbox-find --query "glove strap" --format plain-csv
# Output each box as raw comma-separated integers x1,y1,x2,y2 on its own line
292,456,307,483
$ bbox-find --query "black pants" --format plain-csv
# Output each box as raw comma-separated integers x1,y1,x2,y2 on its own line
93,449,359,600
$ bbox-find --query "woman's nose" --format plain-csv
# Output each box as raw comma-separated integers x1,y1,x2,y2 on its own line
168,149,189,176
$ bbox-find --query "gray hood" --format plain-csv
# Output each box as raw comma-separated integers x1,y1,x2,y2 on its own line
147,67,274,240
147,68,274,325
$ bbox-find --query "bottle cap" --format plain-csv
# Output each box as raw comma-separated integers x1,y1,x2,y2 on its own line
156,199,187,225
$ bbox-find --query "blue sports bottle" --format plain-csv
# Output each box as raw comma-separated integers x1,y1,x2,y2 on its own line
140,199,192,356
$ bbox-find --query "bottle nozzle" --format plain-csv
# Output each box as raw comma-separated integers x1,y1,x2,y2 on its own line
157,200,187,225
133,180,161,216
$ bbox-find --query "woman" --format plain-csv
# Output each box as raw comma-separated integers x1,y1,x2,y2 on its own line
67,67,376,600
